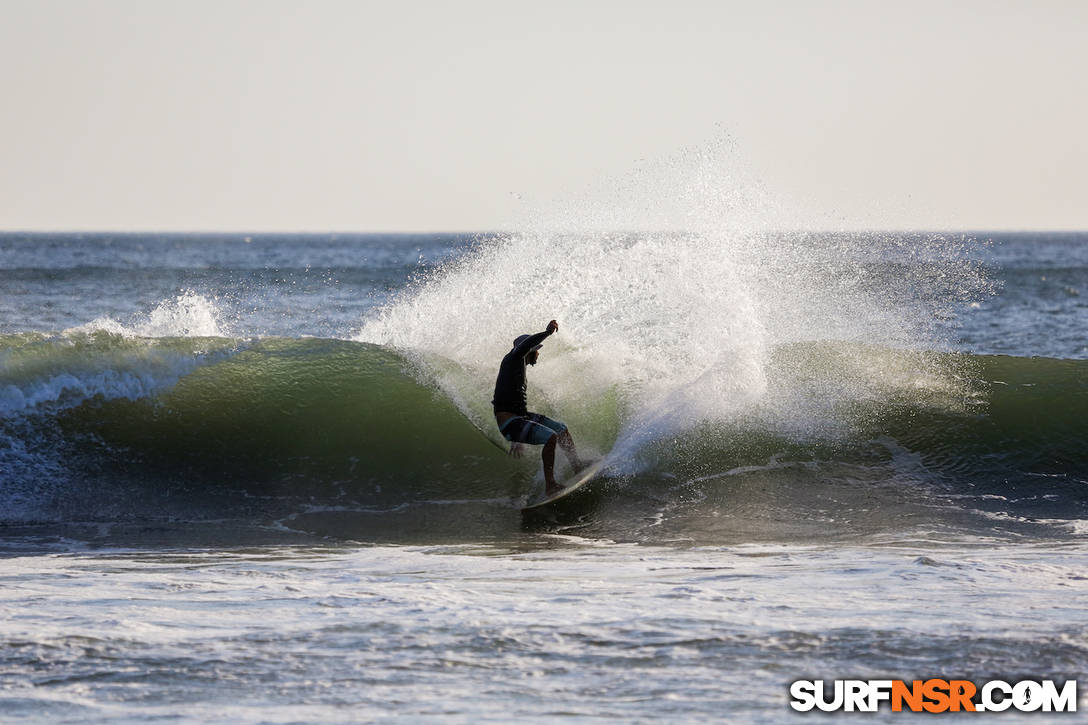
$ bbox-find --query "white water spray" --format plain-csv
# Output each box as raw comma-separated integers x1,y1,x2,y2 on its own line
67,291,227,338
357,140,988,467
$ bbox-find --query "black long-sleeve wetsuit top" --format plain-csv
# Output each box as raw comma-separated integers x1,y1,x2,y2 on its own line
491,329,553,416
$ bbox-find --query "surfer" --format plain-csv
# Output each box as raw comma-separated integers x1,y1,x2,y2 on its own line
493,319,584,495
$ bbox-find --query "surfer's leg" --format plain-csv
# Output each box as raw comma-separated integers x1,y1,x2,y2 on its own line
529,413,583,471
556,429,584,471
542,434,560,493
503,415,564,493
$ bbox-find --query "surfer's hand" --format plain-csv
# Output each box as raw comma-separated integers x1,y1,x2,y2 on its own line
546,319,558,334
509,443,525,458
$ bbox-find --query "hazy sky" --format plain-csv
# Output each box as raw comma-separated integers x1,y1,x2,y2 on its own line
2,0,1086,231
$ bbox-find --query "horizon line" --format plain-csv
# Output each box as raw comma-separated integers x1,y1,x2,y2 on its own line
3,227,1088,236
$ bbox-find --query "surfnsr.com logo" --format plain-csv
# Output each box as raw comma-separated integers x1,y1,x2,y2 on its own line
790,679,1078,713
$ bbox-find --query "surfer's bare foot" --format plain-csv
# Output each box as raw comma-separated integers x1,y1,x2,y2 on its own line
545,480,563,496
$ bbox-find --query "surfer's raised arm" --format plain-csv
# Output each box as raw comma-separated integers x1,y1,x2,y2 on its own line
510,320,558,359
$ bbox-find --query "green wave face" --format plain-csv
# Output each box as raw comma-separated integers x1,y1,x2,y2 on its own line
48,337,516,501
2,332,1086,532
884,354,1088,480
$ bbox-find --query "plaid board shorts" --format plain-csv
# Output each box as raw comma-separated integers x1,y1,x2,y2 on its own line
498,412,568,446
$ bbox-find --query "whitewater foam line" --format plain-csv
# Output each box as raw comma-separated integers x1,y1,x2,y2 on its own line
0,332,245,417
2,362,201,416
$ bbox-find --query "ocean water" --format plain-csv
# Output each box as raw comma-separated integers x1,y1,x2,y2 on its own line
1,226,1086,722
